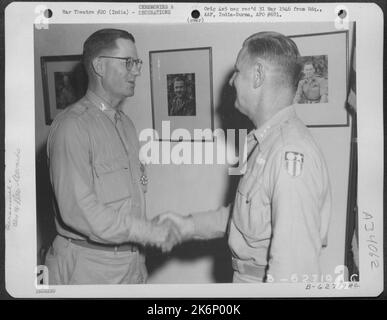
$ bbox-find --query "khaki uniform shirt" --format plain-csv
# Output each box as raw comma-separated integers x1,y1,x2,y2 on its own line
47,90,147,245
169,96,195,116
192,106,332,282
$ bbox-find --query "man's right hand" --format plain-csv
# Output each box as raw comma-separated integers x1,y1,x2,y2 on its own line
150,219,182,253
154,211,195,241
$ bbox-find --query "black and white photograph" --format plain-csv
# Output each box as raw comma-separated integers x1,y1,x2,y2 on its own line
289,31,348,126
54,72,78,110
40,55,88,124
3,2,384,298
34,22,358,286
149,46,213,140
167,73,196,116
293,55,328,104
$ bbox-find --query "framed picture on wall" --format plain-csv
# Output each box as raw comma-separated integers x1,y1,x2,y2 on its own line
149,47,214,141
40,55,88,125
290,31,349,127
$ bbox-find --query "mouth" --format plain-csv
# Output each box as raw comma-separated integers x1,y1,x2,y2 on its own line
127,81,135,87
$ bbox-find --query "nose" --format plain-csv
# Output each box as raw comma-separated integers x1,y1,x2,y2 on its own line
229,72,236,87
130,65,141,76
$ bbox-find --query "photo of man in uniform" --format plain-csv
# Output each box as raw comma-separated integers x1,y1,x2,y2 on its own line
293,57,328,104
167,74,196,116
54,72,78,110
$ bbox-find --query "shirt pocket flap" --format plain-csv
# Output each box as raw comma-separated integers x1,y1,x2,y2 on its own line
234,163,270,241
94,157,133,204
94,157,129,174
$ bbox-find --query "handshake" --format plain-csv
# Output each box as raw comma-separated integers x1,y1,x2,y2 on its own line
149,212,195,253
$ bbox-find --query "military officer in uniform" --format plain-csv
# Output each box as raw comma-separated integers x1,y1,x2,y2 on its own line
157,31,332,283
293,62,328,104
168,77,195,116
45,29,180,285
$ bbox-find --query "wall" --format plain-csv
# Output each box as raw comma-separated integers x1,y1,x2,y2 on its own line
35,22,353,283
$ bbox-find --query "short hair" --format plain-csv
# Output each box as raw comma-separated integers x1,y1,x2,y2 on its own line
83,29,135,76
242,31,301,87
173,76,185,84
303,60,315,69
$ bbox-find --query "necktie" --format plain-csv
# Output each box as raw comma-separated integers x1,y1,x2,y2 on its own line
114,111,148,188
113,111,130,156
246,132,259,160
114,110,120,125
247,136,260,171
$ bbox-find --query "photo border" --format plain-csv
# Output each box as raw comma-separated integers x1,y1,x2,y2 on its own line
149,47,215,142
40,54,84,125
289,30,350,128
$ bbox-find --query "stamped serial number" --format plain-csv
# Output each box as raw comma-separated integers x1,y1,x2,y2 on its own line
305,282,360,290
266,273,338,283
266,265,360,287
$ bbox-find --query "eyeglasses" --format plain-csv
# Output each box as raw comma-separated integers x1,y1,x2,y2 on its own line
99,56,143,72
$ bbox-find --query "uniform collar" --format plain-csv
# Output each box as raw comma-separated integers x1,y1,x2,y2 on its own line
86,89,119,122
306,76,320,83
252,105,297,148
86,89,115,111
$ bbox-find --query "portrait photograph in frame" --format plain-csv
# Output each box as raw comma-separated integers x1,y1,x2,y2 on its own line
149,47,214,141
294,55,329,104
40,55,88,125
290,31,349,127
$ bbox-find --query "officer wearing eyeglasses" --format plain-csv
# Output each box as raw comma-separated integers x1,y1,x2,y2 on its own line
45,29,181,285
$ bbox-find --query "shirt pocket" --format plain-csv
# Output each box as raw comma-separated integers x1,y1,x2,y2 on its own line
94,157,133,205
233,176,271,242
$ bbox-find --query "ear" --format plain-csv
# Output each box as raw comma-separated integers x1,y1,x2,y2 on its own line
91,57,104,78
253,61,265,89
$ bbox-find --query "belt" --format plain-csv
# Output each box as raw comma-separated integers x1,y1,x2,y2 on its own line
232,258,266,279
60,235,138,252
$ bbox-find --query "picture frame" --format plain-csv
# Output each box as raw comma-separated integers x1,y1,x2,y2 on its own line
149,47,214,141
290,31,349,127
40,55,88,125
